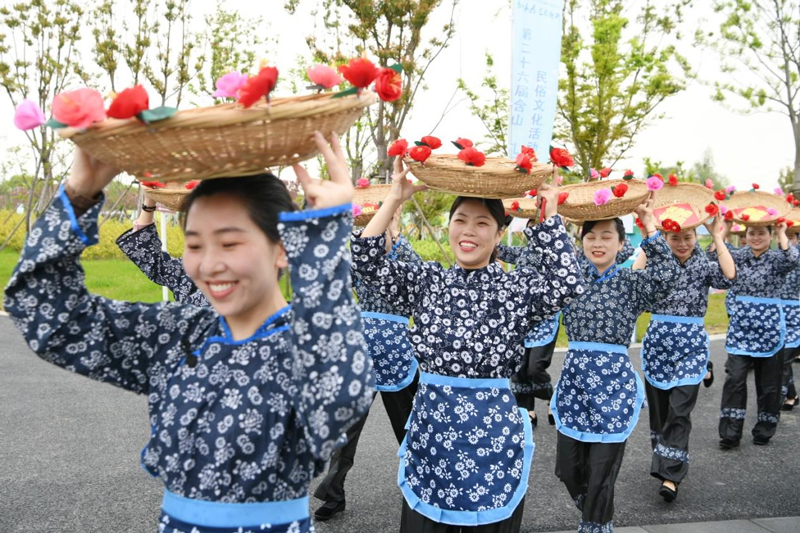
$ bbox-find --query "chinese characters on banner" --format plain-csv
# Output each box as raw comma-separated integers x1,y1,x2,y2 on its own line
509,0,564,160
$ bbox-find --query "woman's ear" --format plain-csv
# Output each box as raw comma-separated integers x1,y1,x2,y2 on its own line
275,244,289,270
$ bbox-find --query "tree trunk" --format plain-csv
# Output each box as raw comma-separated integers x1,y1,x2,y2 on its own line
792,120,800,196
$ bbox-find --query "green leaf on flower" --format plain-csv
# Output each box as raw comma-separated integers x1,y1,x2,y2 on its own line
332,87,359,99
46,118,67,129
451,141,464,150
389,63,403,74
138,106,178,124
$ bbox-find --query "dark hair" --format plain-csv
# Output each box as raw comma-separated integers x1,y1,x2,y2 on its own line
181,173,298,243
746,225,773,235
449,196,506,263
580,218,625,242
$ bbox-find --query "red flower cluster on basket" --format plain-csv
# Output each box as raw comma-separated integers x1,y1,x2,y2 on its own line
611,183,628,198
452,138,473,149
141,181,166,188
668,174,678,186
184,180,200,190
662,218,682,233
724,211,734,220
741,214,750,221
515,145,538,174
705,203,719,216
558,192,570,205
387,139,409,157
752,183,760,190
458,147,486,167
789,220,796,227
714,190,727,201
623,169,635,180
635,217,645,231
356,178,370,188
787,193,796,204
549,147,574,169
510,201,521,212
777,217,786,224
419,136,442,149
526,189,537,197
337,58,404,102
600,167,612,178
409,145,432,163
107,85,149,119
238,66,279,108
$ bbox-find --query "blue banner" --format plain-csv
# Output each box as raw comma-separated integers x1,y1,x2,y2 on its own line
509,0,564,160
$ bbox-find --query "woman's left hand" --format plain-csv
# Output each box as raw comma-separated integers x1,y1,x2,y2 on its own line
634,191,657,233
537,175,559,219
293,132,353,209
703,215,722,238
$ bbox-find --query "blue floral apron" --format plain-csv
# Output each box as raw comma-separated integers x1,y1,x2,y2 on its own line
726,296,785,357
640,315,709,389
782,300,800,349
524,313,561,348
158,490,311,533
362,312,418,392
397,372,534,526
550,342,645,443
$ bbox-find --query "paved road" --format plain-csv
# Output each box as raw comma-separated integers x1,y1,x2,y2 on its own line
1,315,799,532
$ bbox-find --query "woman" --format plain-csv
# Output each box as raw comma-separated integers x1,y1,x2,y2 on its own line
550,199,682,533
117,195,209,306
779,230,800,410
713,223,799,448
4,132,375,533
633,217,735,502
351,159,584,532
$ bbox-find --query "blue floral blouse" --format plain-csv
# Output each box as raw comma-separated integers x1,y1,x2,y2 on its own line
778,244,800,301
350,216,585,378
117,224,209,306
726,245,800,299
4,190,375,507
352,233,421,317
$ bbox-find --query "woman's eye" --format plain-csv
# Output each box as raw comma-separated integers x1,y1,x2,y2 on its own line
222,242,240,249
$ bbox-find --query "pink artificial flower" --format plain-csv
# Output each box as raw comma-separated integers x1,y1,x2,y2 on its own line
768,207,779,216
51,88,106,129
726,185,736,194
775,187,784,196
589,168,599,180
732,224,741,232
356,177,370,188
647,176,664,191
720,205,728,214
306,65,343,89
594,188,611,206
13,99,46,130
705,179,714,189
213,71,249,98
352,204,363,217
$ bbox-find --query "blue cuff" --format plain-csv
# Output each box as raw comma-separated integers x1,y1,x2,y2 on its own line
641,231,661,245
279,202,352,222
58,185,97,246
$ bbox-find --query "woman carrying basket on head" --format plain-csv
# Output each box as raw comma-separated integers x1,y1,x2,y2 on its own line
4,132,375,533
633,213,735,502
351,157,585,532
550,191,682,533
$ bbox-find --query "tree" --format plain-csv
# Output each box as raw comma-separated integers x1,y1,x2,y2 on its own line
688,148,730,189
778,165,794,193
557,0,692,177
457,54,509,157
286,0,459,181
699,0,800,193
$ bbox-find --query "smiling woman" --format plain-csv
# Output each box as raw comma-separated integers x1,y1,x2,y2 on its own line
3,133,375,533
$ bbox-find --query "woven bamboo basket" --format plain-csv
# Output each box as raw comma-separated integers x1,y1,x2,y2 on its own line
57,92,377,182
722,191,791,227
652,182,716,231
557,179,649,221
353,184,392,226
503,197,539,219
730,224,746,236
786,207,800,233
144,183,192,211
404,154,551,199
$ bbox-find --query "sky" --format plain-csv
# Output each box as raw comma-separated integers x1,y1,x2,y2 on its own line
0,0,796,192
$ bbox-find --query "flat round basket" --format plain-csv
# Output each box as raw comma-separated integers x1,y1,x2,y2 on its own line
404,154,551,199
557,179,649,221
722,191,791,227
353,184,392,227
652,182,715,231
58,92,377,182
786,207,800,233
144,183,191,211
503,197,539,219
730,224,746,236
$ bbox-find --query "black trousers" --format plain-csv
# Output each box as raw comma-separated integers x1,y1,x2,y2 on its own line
781,346,800,403
645,381,699,484
555,433,626,530
719,351,783,441
313,373,418,503
399,497,525,533
511,325,559,410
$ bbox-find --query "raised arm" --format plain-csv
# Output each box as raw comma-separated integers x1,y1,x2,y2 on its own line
703,215,736,282
772,221,800,275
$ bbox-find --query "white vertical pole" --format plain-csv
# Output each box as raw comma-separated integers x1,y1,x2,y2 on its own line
160,210,169,302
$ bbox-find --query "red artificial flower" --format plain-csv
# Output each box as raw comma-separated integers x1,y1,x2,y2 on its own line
752,183,760,190
623,169,635,180
787,193,795,203
184,180,200,190
549,147,574,167
705,203,719,216
510,201,520,211
408,145,432,163
387,139,408,157
600,167,612,178
652,173,664,182
611,183,628,198
515,153,533,174
668,174,678,186
662,218,682,233
374,67,402,101
452,137,473,150
635,217,645,230
521,145,537,161
714,190,726,201
419,136,442,149
107,85,149,119
789,220,796,227
741,214,750,221
238,66,279,108
558,192,570,205
795,200,800,207
777,217,786,224
143,172,153,178
337,57,380,89
458,147,486,167
724,211,734,220
141,180,166,188
525,189,537,197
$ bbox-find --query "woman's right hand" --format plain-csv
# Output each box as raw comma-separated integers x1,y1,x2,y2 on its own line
388,156,427,204
66,146,121,198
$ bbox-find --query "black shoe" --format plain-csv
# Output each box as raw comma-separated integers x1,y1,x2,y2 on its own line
528,411,538,428
782,397,798,411
548,411,555,426
314,500,346,521
659,482,678,503
719,438,740,449
703,361,714,388
753,436,770,446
